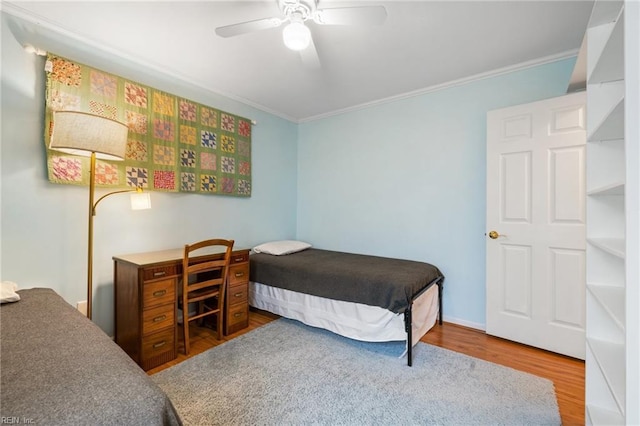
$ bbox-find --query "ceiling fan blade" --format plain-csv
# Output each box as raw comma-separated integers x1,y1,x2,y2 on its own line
312,6,387,26
215,17,284,38
299,33,321,70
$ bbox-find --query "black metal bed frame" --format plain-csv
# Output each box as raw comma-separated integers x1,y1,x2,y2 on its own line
404,276,444,366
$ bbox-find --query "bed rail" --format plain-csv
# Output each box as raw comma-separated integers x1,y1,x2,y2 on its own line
405,276,444,366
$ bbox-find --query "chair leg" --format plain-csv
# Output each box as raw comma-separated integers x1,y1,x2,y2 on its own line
183,315,190,355
217,311,223,340
197,301,204,326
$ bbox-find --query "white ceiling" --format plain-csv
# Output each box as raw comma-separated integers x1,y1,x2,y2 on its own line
3,1,594,122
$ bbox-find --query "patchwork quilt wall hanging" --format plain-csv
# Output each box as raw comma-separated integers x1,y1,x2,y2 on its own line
44,53,252,197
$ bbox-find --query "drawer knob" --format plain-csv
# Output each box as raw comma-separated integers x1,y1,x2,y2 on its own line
153,315,167,323
234,257,244,262
235,272,244,278
234,292,243,298
153,341,166,349
153,271,166,277
153,290,167,297
234,312,242,318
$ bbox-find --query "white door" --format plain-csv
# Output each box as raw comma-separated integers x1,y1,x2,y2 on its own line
486,92,586,360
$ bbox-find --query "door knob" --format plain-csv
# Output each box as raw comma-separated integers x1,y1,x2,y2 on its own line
488,230,500,239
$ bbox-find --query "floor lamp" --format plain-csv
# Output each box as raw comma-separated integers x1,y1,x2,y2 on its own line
49,111,150,320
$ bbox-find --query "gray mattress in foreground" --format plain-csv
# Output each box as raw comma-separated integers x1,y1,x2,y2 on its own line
0,288,181,426
250,248,444,313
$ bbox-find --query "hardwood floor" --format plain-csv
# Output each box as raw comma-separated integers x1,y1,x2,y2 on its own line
148,309,585,425
422,322,585,425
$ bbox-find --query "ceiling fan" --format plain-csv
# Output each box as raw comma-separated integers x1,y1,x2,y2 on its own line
215,0,387,68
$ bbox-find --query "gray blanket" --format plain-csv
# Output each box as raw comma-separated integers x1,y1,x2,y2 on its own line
250,248,444,313
0,288,181,426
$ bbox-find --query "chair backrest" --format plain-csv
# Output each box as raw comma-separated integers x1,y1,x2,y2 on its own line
182,239,234,297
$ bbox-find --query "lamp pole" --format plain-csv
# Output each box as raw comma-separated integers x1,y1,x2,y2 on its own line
86,154,144,320
87,152,96,320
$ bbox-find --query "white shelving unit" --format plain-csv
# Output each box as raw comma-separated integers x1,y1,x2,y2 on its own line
585,1,639,424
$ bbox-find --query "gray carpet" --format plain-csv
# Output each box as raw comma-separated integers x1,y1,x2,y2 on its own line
152,319,560,425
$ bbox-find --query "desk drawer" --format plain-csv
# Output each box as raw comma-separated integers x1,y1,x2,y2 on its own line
227,303,248,327
143,278,175,308
229,263,249,285
143,265,178,281
142,327,174,360
142,304,174,336
227,282,248,306
230,251,249,265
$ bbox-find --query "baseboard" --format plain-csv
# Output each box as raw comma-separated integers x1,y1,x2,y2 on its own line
442,315,486,332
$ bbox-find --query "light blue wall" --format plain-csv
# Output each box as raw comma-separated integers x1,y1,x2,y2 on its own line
0,13,298,334
1,8,577,332
297,59,577,328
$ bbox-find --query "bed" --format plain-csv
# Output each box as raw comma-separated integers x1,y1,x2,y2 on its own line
248,245,444,366
0,287,181,425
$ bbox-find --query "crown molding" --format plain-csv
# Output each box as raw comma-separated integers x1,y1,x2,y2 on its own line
2,1,578,125
299,49,579,123
1,1,298,124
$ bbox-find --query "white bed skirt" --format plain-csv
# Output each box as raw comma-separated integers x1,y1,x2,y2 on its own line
249,282,439,347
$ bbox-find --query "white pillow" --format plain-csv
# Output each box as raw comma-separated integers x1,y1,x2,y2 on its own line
253,240,311,256
1,281,20,304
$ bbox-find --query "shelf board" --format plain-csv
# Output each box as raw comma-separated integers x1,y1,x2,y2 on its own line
587,338,626,414
587,404,625,426
588,0,623,27
587,283,625,331
588,14,624,84
585,2,628,423
588,238,626,258
587,182,625,196
588,96,625,142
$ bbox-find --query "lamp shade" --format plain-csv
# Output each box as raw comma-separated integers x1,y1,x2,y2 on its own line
50,111,128,161
130,191,152,210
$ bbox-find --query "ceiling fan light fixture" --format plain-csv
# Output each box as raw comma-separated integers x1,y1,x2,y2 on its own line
282,21,311,51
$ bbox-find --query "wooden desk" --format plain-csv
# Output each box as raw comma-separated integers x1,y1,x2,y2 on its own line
113,247,250,371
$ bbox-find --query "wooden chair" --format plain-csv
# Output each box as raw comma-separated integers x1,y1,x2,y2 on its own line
179,238,234,355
